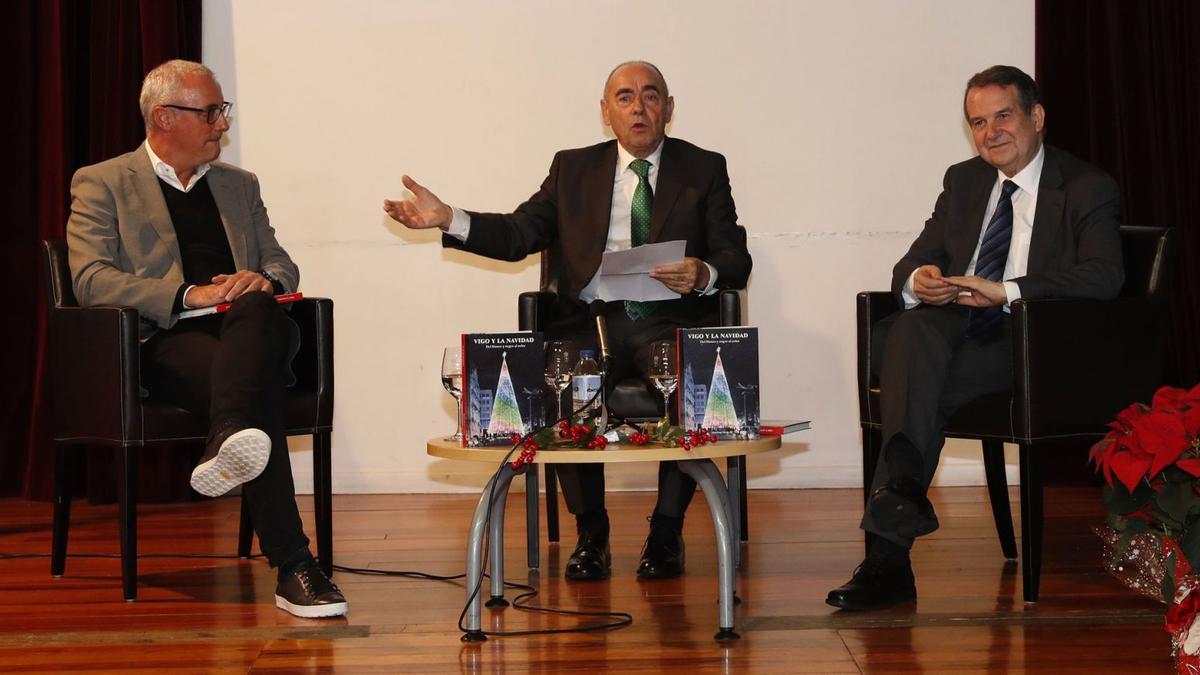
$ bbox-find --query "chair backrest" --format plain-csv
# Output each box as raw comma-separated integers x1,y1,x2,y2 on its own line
1119,226,1175,300
41,239,77,312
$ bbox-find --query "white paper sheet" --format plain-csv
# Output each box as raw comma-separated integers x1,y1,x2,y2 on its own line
596,240,686,302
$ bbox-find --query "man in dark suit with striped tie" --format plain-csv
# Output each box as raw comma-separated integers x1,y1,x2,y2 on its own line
826,65,1124,611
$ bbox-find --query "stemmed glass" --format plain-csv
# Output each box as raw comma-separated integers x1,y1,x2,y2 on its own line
649,340,678,421
544,341,574,425
441,345,465,442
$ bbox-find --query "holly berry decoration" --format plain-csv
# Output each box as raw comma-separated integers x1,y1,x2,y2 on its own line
510,436,540,469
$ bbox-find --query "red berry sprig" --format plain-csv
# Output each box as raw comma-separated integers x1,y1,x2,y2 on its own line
586,435,608,450
511,437,540,469
680,427,716,451
628,432,650,446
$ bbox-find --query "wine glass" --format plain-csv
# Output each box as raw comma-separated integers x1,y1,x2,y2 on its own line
441,345,464,442
544,341,574,425
649,340,678,421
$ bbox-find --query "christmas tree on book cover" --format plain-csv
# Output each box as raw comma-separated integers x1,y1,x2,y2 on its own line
702,347,742,434
486,352,526,437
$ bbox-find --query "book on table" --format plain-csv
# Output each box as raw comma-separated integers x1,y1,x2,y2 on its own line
759,420,812,436
461,332,545,447
677,327,760,440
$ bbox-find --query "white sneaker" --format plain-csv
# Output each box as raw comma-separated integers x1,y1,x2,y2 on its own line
189,427,271,497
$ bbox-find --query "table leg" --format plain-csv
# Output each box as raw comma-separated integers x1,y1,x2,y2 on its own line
488,473,512,608
525,467,540,569
726,456,743,568
679,458,740,641
462,463,519,642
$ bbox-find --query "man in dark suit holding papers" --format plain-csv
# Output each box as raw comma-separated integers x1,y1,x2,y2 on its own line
67,59,345,618
826,65,1123,611
385,61,752,581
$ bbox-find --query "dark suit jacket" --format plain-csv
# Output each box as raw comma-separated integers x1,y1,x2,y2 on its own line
67,147,299,337
443,137,752,326
892,144,1123,304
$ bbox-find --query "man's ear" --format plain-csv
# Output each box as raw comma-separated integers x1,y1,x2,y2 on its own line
1031,103,1045,134
664,96,675,125
152,106,173,132
600,98,611,127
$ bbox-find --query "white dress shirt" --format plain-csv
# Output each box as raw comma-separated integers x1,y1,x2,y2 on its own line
144,140,210,193
444,140,718,302
903,143,1045,311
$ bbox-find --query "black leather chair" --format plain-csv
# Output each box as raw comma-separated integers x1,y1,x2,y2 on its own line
40,239,335,600
518,289,747,560
857,225,1176,602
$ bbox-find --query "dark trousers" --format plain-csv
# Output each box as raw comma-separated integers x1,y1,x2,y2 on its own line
140,291,309,568
548,304,700,531
861,304,1013,547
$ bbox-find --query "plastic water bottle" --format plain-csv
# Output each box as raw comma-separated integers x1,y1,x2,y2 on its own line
571,349,607,432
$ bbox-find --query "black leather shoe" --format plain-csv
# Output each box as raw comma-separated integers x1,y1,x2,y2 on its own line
636,529,685,579
190,422,271,498
867,478,939,539
275,558,348,618
825,556,916,611
565,532,611,581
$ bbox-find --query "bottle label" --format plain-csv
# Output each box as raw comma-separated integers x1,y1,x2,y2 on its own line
572,374,602,404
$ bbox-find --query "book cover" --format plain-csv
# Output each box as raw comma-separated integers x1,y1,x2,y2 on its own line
461,332,545,447
760,419,812,436
176,292,303,320
677,327,760,440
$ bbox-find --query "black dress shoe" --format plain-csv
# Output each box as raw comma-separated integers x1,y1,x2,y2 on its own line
867,478,940,539
636,529,685,580
275,558,348,618
565,532,611,581
190,422,271,498
825,555,916,611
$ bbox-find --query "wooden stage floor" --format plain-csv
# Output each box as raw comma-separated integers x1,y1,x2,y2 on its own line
0,485,1173,673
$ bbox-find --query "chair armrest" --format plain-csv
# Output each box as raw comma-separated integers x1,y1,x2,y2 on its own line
519,291,557,332
856,292,900,422
1011,297,1169,439
288,297,334,427
719,289,742,327
50,305,142,444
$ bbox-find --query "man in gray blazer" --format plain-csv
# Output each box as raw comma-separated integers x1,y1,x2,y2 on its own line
826,66,1123,611
67,59,346,619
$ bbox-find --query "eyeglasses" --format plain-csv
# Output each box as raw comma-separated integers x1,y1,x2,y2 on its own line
162,101,233,125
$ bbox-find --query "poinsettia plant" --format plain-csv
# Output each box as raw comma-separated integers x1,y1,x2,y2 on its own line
1090,383,1200,668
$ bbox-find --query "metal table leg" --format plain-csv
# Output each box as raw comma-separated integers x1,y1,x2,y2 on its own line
462,463,520,642
679,458,740,641
525,468,540,569
726,456,743,568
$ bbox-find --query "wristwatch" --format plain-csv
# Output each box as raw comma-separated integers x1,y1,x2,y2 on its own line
259,268,283,293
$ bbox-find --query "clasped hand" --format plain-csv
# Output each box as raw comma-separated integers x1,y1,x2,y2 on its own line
912,265,1007,308
184,270,272,308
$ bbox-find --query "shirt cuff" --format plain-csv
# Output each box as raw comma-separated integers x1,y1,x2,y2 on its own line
901,270,921,309
444,206,471,241
175,284,195,313
1003,280,1021,305
696,263,719,295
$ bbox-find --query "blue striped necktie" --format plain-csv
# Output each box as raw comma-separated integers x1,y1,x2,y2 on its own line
965,179,1018,339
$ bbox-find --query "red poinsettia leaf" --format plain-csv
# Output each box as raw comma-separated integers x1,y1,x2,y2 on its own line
1116,402,1150,426
1182,406,1200,438
1109,451,1153,493
1136,411,1192,476
1154,386,1193,411
1167,585,1200,634
1179,459,1200,478
1089,435,1116,465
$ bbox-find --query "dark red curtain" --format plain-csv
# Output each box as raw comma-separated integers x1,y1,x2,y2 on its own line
1036,0,1200,388
4,0,201,500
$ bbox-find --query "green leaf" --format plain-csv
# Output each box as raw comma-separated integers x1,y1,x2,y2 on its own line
1158,481,1194,529
1105,482,1156,515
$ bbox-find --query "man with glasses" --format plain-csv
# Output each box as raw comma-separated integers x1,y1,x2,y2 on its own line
67,59,346,618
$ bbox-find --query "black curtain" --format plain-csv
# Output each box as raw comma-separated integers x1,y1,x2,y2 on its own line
3,0,202,500
1037,0,1200,388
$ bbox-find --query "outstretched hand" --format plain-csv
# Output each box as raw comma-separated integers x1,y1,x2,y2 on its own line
383,175,453,230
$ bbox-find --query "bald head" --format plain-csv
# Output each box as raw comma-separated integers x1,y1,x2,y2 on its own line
604,61,669,98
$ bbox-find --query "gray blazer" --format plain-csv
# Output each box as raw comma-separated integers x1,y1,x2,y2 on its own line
67,146,299,337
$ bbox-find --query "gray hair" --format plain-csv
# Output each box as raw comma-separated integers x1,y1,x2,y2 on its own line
603,61,669,98
139,60,215,129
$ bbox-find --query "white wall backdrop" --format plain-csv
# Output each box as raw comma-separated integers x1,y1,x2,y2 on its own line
200,0,1035,494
